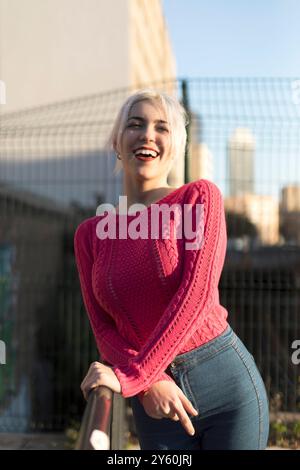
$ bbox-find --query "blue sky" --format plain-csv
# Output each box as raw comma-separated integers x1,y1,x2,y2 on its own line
162,0,300,78
161,1,300,198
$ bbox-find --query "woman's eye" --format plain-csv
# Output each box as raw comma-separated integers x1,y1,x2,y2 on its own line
128,123,141,128
127,123,168,132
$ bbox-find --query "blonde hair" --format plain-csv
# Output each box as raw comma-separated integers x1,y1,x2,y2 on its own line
107,89,189,175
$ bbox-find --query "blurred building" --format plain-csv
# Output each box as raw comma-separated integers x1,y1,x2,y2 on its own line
225,193,280,245
280,184,300,244
281,185,300,211
189,143,214,182
187,112,213,182
130,0,176,90
0,0,176,113
227,128,255,197
0,0,183,206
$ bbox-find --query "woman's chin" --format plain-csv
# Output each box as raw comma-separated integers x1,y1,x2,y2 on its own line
134,167,157,180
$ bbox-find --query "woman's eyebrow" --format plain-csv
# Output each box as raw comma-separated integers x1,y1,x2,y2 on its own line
127,116,168,124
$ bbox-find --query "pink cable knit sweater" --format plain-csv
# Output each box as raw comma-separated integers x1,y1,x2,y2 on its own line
74,179,228,402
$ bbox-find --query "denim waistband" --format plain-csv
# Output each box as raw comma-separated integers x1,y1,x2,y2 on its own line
166,325,236,372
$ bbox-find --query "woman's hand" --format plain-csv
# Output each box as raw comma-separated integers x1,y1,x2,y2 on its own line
80,361,121,400
141,381,198,436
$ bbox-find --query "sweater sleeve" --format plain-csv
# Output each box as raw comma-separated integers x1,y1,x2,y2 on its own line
113,179,228,397
74,219,176,402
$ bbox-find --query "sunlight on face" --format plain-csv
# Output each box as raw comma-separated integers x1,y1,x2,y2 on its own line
120,99,173,182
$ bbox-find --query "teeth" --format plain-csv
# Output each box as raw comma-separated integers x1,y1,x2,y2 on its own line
134,149,158,157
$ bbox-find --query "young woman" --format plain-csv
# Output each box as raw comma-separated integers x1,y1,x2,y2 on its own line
74,89,269,450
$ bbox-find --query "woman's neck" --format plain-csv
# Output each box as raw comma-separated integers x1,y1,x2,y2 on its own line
114,177,178,213
123,177,172,207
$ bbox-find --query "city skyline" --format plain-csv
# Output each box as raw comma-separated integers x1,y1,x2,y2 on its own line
162,2,300,202
185,77,300,203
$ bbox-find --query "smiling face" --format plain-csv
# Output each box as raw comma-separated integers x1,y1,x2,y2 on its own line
119,99,174,183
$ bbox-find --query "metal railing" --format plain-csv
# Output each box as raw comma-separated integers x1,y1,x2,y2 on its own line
75,386,126,450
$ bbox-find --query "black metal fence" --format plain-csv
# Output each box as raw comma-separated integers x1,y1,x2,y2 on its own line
0,78,299,435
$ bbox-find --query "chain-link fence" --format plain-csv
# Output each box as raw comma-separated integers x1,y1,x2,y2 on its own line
0,78,299,433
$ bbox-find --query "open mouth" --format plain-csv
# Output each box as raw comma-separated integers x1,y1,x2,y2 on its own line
134,148,160,161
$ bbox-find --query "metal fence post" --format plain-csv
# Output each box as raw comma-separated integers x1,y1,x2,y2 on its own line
110,393,126,450
181,79,191,184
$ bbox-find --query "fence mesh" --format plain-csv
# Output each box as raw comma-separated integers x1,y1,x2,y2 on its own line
0,77,299,432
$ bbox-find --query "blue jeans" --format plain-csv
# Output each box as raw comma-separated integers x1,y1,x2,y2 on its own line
130,326,269,450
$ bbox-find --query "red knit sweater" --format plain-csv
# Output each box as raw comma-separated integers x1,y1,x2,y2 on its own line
74,179,228,402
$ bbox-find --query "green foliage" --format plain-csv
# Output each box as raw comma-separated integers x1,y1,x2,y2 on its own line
292,421,300,439
269,419,300,449
64,419,81,449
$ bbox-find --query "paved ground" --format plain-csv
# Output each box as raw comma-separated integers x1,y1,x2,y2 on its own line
0,433,293,450
0,433,68,450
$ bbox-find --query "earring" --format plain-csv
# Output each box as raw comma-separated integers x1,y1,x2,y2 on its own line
116,154,122,160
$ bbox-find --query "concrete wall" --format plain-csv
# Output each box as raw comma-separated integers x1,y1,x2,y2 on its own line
129,0,176,89
0,0,130,112
0,0,176,113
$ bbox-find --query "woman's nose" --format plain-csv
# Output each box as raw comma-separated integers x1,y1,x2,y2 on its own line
139,125,155,142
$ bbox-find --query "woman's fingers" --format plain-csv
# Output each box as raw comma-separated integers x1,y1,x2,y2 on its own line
162,408,180,421
162,400,196,435
178,390,199,417
173,401,196,436
82,378,104,399
80,362,104,400
172,390,198,435
169,412,180,421
141,381,198,434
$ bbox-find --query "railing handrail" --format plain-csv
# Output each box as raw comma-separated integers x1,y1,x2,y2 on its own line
75,385,113,450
